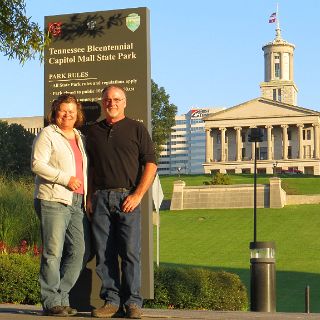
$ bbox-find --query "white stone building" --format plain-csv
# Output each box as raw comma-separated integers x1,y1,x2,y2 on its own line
203,25,320,175
158,108,222,175
0,116,43,135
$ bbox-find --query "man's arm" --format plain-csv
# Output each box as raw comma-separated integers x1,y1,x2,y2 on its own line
122,162,157,213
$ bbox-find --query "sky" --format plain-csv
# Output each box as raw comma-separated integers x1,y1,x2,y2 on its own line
1,0,320,118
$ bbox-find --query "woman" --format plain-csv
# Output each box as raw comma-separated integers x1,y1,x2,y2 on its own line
32,94,88,317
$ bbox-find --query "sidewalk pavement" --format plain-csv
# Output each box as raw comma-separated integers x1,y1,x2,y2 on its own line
1,304,320,320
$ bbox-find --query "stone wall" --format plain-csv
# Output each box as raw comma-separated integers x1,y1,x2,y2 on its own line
170,177,285,210
286,195,320,205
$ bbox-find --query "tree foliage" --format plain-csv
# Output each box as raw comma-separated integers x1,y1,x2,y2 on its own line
151,80,177,160
0,0,45,63
0,121,35,174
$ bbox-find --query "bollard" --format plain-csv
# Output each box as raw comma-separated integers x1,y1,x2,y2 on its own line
250,241,276,312
305,285,310,313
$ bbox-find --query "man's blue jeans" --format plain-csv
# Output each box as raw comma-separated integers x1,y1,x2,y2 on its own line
34,193,87,310
91,189,142,307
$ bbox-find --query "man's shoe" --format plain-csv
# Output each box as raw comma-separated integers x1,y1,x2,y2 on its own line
91,303,120,318
44,305,69,317
125,304,142,319
63,306,77,315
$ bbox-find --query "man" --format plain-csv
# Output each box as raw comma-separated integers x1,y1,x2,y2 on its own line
86,85,157,319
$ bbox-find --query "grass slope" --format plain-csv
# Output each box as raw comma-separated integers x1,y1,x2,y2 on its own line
157,174,320,312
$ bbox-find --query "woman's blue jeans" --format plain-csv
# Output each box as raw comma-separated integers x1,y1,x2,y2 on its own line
91,189,142,307
34,193,88,310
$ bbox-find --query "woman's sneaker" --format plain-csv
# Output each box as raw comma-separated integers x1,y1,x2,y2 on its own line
44,305,69,317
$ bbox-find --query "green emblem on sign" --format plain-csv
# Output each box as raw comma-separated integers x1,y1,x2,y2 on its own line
126,13,140,32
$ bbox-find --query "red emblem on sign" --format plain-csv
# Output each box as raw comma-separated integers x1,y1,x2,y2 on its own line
48,22,62,37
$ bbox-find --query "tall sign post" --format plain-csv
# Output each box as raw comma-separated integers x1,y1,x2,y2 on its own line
44,7,152,309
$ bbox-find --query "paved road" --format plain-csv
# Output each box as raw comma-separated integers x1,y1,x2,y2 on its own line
1,304,320,319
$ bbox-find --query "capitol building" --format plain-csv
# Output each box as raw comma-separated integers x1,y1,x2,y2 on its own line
203,25,320,175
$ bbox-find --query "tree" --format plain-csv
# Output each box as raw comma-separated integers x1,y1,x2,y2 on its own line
0,121,35,174
0,0,45,63
151,79,177,160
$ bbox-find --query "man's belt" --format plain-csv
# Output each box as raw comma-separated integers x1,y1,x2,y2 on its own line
104,188,131,192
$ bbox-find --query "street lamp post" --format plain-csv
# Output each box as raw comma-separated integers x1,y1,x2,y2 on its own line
248,128,276,312
177,167,182,178
273,161,278,176
249,128,263,242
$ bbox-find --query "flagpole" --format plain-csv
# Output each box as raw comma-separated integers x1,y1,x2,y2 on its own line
276,3,280,30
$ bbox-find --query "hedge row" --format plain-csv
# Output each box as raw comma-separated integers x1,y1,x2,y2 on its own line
0,254,248,311
144,265,248,311
0,254,40,304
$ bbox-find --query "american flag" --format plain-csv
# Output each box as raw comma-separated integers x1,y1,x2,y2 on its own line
269,12,277,23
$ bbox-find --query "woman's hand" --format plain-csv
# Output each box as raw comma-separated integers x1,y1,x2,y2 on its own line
67,176,82,191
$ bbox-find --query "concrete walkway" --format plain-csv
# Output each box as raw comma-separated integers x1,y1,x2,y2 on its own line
1,304,320,320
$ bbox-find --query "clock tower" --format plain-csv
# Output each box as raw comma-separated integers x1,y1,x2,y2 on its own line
260,22,298,105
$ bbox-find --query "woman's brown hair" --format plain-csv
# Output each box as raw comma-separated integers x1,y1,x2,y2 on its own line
46,94,84,128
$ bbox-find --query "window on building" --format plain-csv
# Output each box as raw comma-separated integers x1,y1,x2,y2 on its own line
273,88,281,102
242,148,246,160
241,131,246,142
274,54,280,78
287,130,292,140
261,128,267,141
255,147,260,159
288,146,292,159
303,128,312,140
217,133,221,144
275,63,280,78
191,119,203,124
259,147,268,160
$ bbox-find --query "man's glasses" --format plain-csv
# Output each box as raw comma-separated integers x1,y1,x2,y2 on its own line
103,98,125,104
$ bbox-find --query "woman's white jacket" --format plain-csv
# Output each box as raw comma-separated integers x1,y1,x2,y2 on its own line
31,124,88,206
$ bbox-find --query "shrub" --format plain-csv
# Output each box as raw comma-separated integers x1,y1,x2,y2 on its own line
144,266,248,311
203,173,231,185
0,173,40,247
0,253,40,304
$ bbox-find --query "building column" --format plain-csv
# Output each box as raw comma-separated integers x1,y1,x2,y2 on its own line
205,128,213,162
289,53,294,81
266,125,273,160
313,123,320,159
297,124,304,159
219,127,226,162
281,124,288,160
280,52,284,79
235,127,242,161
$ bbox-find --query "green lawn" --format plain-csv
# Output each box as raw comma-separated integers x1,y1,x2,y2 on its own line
156,174,320,312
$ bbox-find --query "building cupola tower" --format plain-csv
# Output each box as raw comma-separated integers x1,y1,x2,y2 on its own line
260,16,298,105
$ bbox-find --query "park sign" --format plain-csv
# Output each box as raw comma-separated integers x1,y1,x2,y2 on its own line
44,7,153,308
44,7,150,127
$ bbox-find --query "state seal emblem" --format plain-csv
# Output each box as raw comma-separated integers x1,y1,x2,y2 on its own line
126,13,140,32
48,22,62,37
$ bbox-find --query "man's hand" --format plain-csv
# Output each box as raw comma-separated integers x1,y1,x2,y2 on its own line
122,193,142,213
121,162,157,213
86,197,93,220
